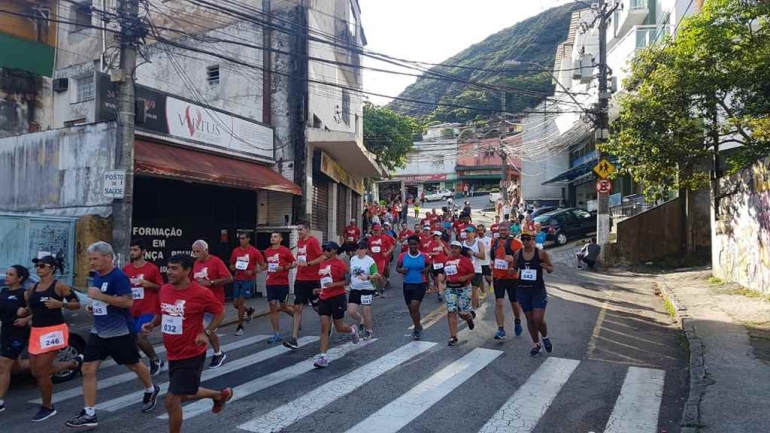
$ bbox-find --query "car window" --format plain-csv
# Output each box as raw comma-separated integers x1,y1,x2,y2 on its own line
534,215,551,225
573,209,592,219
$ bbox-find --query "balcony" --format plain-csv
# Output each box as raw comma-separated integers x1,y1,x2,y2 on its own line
615,0,650,40
607,25,671,93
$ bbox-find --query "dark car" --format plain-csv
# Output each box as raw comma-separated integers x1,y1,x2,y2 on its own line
529,206,560,218
534,208,597,246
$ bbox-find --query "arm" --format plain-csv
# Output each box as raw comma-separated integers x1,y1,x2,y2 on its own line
395,255,408,275
88,285,133,308
307,241,325,266
56,282,81,310
141,314,162,334
141,272,162,291
539,250,554,274
477,244,486,261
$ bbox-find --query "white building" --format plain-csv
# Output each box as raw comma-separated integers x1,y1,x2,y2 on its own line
380,139,459,201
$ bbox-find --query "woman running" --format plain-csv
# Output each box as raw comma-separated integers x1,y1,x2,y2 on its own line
396,235,430,340
513,231,555,356
443,242,476,346
347,241,379,340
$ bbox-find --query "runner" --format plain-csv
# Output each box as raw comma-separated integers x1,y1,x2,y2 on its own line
503,201,512,221
191,240,231,368
313,242,360,368
420,212,432,230
413,201,420,219
141,254,231,433
443,242,476,346
261,233,296,346
368,224,395,297
396,236,430,340
461,226,485,309
347,241,379,340
489,222,524,340
490,216,501,239
513,231,555,356
285,223,322,349
20,256,82,422
67,242,159,428
476,224,493,299
427,231,448,303
342,219,361,256
123,239,165,375
397,222,413,255
229,233,265,337
454,214,470,242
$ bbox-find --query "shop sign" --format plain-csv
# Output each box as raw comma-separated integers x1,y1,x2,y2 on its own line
102,170,126,199
131,226,188,274
319,151,365,195
396,174,448,181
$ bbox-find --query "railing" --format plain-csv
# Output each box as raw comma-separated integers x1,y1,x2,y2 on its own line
630,0,648,10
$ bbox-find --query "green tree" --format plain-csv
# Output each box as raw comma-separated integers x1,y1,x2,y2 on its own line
363,102,420,171
604,0,770,200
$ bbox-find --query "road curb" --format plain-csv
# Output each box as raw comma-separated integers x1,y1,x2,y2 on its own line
657,281,706,433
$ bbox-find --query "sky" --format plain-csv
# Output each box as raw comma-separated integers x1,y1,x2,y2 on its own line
358,0,575,105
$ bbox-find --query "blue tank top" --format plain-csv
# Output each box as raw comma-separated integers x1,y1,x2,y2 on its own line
401,252,426,284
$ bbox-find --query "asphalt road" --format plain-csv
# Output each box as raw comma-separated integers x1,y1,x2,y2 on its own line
2,244,689,433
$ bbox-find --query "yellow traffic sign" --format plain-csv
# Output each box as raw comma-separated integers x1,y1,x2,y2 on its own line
593,158,616,179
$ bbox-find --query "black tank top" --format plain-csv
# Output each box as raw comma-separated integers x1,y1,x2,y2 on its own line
517,248,546,291
28,280,65,328
0,287,30,340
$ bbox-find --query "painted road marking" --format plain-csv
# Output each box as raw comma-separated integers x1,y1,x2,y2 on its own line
408,304,446,330
345,348,502,433
604,367,665,433
96,336,319,412
479,357,580,433
163,338,378,420
31,334,271,404
586,291,613,359
237,341,437,432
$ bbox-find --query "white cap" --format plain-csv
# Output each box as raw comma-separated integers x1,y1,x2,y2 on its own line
433,231,442,236
450,241,463,248
422,225,431,230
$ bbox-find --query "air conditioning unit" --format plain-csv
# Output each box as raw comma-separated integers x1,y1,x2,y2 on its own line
53,78,69,92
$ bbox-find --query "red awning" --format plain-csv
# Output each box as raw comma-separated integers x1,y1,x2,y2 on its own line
134,140,301,195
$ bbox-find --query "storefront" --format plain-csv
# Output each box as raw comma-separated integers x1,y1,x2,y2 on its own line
377,174,457,203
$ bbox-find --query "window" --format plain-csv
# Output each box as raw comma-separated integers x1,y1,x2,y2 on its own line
207,65,220,86
432,155,444,166
573,209,592,220
341,89,350,125
76,75,94,102
73,1,92,30
348,1,357,38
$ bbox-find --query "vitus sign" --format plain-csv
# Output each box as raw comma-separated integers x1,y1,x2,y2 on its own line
96,73,274,160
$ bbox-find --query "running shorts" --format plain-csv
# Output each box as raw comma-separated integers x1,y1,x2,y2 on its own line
168,353,206,396
348,289,375,306
318,294,347,320
402,283,427,305
1,329,28,360
517,287,548,312
493,279,518,301
471,273,484,287
266,284,290,303
84,333,141,365
481,265,492,277
294,280,320,306
445,285,472,314
28,323,69,355
134,313,156,335
232,280,255,299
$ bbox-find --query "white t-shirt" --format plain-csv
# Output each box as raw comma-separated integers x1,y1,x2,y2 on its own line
503,205,511,215
478,235,491,266
349,255,378,291
463,239,483,273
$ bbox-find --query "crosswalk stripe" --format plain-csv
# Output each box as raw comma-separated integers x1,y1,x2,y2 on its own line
29,334,271,404
162,338,379,420
603,367,665,433
478,357,580,433
95,336,320,412
345,347,502,433
237,341,437,433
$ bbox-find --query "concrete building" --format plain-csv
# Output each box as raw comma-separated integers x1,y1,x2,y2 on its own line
380,138,459,201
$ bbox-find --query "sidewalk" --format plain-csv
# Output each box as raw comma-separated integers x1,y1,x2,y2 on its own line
657,269,770,433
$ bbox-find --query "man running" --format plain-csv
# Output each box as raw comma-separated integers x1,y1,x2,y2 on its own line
443,241,476,346
347,241,379,340
261,233,296,345
342,219,361,256
313,242,360,368
476,224,493,299
67,242,159,428
513,231,555,356
229,233,265,337
454,214,470,242
191,240,231,368
396,236,430,340
462,226,485,309
489,222,524,340
284,223,320,349
427,231,448,303
397,222,413,255
142,254,231,433
368,224,395,297
490,216,501,239
123,239,165,375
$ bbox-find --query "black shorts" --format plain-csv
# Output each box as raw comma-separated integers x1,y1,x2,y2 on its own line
348,289,375,306
294,280,320,306
494,279,518,301
266,284,290,303
431,265,445,277
481,265,492,276
471,274,484,287
403,283,427,304
318,294,347,319
504,214,510,220
84,333,141,365
168,353,206,396
1,329,28,360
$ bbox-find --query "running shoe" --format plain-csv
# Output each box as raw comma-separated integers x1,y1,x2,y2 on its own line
283,337,299,350
149,359,163,377
0,403,5,412
65,409,96,427
212,387,233,414
141,384,161,413
494,329,506,340
479,291,487,301
32,406,57,423
529,344,543,357
235,326,245,337
209,352,227,369
363,330,373,340
470,310,477,319
467,318,475,330
514,320,523,337
267,333,283,344
542,337,553,353
313,355,329,368
437,294,444,303
246,307,256,322
448,336,458,346
357,322,365,334
411,329,422,340
351,326,360,344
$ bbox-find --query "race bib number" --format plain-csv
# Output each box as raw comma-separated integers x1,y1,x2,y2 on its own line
347,237,354,242
361,294,373,305
235,259,249,270
494,259,508,270
460,232,467,239
131,287,145,300
521,269,537,281
493,233,500,238
91,300,108,316
433,262,444,270
40,330,64,349
297,255,307,264
320,276,334,288
445,265,458,276
161,315,183,335
371,246,381,253
268,263,279,273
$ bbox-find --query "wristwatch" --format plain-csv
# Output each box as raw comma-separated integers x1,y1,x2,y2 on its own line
205,329,212,336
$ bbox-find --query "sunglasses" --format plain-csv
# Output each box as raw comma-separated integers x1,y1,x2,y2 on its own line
520,237,533,242
35,263,52,269
323,248,334,252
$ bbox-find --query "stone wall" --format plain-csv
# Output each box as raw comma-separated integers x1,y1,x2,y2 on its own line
713,156,770,295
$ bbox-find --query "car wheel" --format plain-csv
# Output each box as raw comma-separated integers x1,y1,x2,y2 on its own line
52,334,85,384
556,232,568,246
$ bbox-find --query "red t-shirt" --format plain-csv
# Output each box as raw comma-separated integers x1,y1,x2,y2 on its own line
398,229,414,247
264,246,295,286
123,262,164,317
455,222,469,240
490,224,500,239
368,235,394,263
443,256,475,285
192,256,230,306
296,236,323,281
318,257,347,300
420,218,432,228
229,245,265,281
427,240,448,265
419,234,433,256
491,237,523,280
344,226,361,243
159,282,224,361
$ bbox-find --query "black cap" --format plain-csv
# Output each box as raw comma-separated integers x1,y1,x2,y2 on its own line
323,241,340,251
357,240,369,250
32,255,58,267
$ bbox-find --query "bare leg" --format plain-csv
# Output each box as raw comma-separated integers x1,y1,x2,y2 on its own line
332,318,353,333
125,361,154,389
447,312,458,337
495,298,506,328
137,333,158,362
0,357,13,401
348,303,363,325
531,309,548,339
524,311,539,346
291,303,304,339
269,301,280,333
362,305,373,331
509,301,522,322
279,303,294,318
166,388,224,433
472,286,480,309
30,351,58,408
82,361,103,408
235,298,245,328
408,300,422,329
209,330,221,353
319,315,331,354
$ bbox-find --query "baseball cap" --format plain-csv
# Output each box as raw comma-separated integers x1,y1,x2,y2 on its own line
323,241,340,251
383,222,391,227
422,225,430,230
357,240,369,250
372,223,381,230
433,231,442,237
450,241,463,248
32,255,57,267
520,230,535,237
464,226,477,233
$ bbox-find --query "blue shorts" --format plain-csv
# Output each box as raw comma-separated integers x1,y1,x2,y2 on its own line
517,287,548,312
134,313,156,335
233,280,255,299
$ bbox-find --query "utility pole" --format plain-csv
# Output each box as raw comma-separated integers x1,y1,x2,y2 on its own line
499,91,509,204
112,0,140,264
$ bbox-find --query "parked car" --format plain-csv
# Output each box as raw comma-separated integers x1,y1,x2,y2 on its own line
534,208,597,246
529,206,560,218
488,191,500,203
424,189,454,202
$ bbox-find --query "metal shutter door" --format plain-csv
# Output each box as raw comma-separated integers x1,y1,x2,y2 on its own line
336,185,347,237
312,178,329,242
